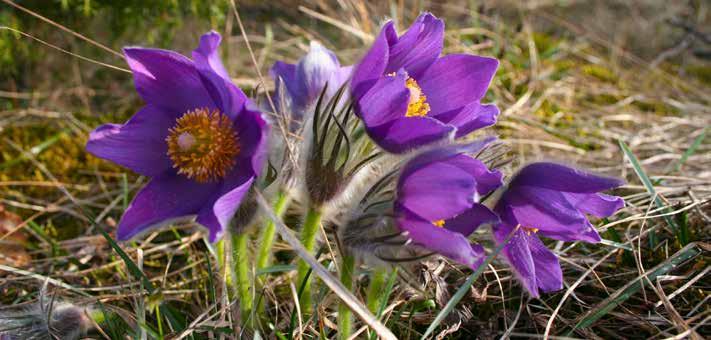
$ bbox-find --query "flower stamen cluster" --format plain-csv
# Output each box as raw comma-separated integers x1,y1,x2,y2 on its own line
166,108,240,183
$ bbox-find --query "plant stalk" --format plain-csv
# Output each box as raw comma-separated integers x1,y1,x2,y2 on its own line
232,232,252,322
366,267,387,313
296,206,322,314
338,254,355,340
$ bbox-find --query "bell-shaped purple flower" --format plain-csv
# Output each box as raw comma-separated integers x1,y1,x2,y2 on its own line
86,31,268,242
270,41,352,120
394,138,503,269
351,13,499,153
493,162,625,297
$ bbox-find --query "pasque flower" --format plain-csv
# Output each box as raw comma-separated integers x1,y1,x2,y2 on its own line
270,41,352,121
351,13,499,153
394,138,503,269
86,31,268,242
492,162,625,297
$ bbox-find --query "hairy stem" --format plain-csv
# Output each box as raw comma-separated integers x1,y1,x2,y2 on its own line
338,254,355,340
256,191,290,317
366,268,387,313
256,191,290,270
232,232,252,322
296,206,322,314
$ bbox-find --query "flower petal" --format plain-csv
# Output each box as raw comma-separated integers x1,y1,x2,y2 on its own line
351,21,393,99
192,31,230,82
297,41,341,103
370,116,455,153
86,105,174,177
196,173,255,242
270,60,301,112
512,162,625,193
123,47,215,114
435,103,499,138
386,13,444,80
356,73,409,127
563,192,625,218
503,187,593,241
444,204,500,236
419,54,498,113
527,236,563,293
493,222,538,297
397,157,477,220
445,154,503,196
196,67,247,120
116,173,218,241
397,208,485,270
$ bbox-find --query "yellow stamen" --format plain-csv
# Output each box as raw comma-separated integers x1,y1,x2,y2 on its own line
404,77,430,117
166,108,239,183
387,73,431,117
432,219,445,228
523,226,539,235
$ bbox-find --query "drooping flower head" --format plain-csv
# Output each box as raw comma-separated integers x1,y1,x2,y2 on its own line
492,162,625,297
270,41,352,121
394,138,503,269
86,31,268,242
351,13,499,153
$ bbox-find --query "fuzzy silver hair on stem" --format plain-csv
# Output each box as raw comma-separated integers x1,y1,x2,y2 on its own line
0,288,92,340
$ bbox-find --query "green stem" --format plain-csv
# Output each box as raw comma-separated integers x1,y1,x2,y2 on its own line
256,191,290,270
216,239,232,288
338,254,355,340
296,206,322,314
366,268,387,313
232,232,252,322
256,192,290,317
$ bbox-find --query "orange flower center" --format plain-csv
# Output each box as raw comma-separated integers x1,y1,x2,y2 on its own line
166,108,239,183
432,219,445,228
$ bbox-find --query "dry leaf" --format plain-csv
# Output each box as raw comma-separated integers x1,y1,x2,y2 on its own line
0,205,31,267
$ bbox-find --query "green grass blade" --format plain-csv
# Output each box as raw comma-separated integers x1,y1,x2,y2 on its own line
567,242,703,335
674,127,707,172
619,140,681,243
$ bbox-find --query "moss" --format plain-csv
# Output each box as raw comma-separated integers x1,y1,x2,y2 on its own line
582,64,619,83
686,65,711,85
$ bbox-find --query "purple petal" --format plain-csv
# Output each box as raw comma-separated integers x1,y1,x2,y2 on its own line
494,222,538,297
502,187,593,242
434,103,499,138
196,67,247,120
370,116,455,153
196,172,255,242
192,31,230,82
351,21,393,99
123,47,214,115
233,104,269,175
116,173,219,240
397,158,478,220
419,54,498,113
563,192,625,218
296,41,341,104
445,154,503,196
385,13,444,80
356,73,409,127
397,209,485,270
527,236,563,293
86,105,174,177
270,61,301,111
444,204,500,236
399,137,498,181
512,162,625,193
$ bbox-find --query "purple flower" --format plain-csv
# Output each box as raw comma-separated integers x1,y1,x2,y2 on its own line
394,138,503,269
493,162,625,297
350,13,499,153
270,41,352,120
86,31,268,242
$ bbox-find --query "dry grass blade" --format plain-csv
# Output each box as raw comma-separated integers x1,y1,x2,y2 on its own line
254,190,397,340
567,242,707,336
